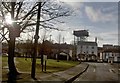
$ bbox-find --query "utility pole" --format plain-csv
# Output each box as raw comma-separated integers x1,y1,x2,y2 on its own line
31,2,41,78
49,35,52,42
63,37,64,43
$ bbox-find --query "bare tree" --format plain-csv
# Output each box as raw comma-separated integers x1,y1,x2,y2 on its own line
0,0,73,77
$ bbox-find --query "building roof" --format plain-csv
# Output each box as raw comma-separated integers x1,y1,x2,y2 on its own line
77,41,97,46
52,43,73,49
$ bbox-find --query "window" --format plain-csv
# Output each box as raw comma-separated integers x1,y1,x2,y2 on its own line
81,46,83,48
86,46,88,49
92,46,94,49
86,51,88,54
92,51,94,54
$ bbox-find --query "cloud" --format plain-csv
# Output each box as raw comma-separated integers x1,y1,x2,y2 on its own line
98,31,118,45
58,0,83,12
58,0,119,2
85,6,116,23
58,0,83,2
84,0,119,2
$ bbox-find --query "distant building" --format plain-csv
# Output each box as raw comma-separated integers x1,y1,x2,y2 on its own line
103,44,113,49
98,44,120,63
51,43,74,60
73,30,98,61
2,40,74,60
77,41,98,61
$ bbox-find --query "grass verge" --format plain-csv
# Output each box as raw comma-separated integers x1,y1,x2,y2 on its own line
2,56,79,81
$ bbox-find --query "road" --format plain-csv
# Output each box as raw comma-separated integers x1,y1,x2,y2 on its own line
74,62,119,82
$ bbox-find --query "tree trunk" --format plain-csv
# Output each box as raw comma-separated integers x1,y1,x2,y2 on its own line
7,2,19,78
8,36,19,75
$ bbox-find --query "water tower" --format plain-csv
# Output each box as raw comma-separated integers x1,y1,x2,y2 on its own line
73,30,89,45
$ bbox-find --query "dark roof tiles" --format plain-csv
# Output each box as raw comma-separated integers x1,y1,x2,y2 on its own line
77,41,97,46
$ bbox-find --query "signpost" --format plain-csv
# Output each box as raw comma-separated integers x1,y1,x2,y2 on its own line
43,55,47,72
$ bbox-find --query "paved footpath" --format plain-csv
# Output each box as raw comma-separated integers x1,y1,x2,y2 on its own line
3,63,88,83
38,63,88,81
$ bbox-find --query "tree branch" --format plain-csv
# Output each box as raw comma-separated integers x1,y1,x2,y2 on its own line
21,12,37,31
15,2,23,20
0,9,5,21
41,11,70,22
24,23,63,31
41,2,46,7
21,3,38,22
2,2,11,12
0,31,9,42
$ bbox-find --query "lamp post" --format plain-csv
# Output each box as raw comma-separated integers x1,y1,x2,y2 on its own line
31,2,41,78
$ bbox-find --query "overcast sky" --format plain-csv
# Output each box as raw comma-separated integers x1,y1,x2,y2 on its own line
49,0,119,47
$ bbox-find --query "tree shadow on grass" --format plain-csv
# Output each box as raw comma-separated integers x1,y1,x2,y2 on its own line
7,73,39,83
7,73,22,83
3,72,49,83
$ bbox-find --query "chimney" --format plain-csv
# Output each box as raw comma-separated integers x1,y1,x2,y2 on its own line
95,37,97,43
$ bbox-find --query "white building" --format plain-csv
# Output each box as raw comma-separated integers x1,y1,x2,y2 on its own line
98,44,120,63
77,41,98,61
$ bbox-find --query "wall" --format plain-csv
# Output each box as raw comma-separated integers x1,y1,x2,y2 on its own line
77,45,97,56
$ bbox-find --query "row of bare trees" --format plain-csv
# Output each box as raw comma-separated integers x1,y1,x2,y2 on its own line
0,0,73,78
